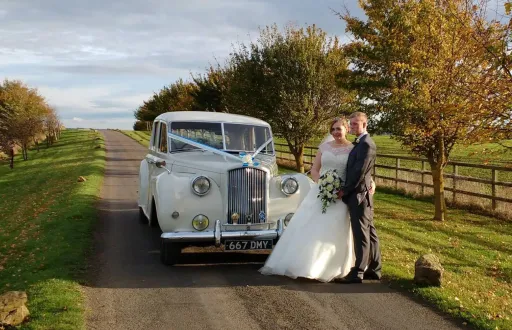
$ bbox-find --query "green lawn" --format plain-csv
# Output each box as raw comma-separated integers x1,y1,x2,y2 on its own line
0,129,105,329
118,129,151,148
277,135,512,165
375,191,512,330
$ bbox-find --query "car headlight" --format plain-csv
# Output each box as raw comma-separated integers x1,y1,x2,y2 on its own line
281,177,299,195
192,214,209,231
192,176,211,195
284,213,294,226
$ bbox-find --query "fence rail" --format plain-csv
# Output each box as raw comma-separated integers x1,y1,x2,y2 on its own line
274,143,512,211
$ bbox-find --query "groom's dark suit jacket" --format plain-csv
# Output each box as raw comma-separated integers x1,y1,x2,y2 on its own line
341,134,376,205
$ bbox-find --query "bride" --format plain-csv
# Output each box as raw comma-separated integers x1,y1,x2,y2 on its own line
259,117,374,282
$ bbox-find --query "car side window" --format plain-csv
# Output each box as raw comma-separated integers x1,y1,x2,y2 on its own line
159,123,168,153
151,122,159,151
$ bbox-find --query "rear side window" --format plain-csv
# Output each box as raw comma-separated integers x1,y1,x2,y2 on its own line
151,122,158,150
159,123,168,153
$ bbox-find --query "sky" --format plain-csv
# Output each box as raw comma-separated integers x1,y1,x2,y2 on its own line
0,0,366,130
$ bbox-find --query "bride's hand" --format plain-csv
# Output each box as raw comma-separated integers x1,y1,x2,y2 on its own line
369,179,376,195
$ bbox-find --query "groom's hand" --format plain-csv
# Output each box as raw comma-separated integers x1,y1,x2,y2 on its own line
337,190,344,199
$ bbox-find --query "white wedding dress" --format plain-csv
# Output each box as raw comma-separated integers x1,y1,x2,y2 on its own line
259,142,355,282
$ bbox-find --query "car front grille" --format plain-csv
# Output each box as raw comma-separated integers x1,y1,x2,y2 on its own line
227,167,267,224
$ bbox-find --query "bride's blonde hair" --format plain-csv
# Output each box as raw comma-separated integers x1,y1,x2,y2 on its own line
329,116,349,133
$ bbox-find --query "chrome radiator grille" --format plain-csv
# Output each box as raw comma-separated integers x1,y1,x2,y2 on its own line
227,167,267,224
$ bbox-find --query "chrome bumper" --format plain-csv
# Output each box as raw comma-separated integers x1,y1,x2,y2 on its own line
160,219,284,246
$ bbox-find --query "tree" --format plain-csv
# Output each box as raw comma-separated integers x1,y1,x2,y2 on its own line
190,64,233,112
337,0,512,220
0,79,50,161
133,120,147,131
226,23,355,172
134,79,199,124
44,107,61,147
168,78,198,112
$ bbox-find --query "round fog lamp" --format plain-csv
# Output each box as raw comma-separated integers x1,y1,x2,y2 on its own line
192,176,211,195
192,214,209,231
284,213,294,226
281,177,299,195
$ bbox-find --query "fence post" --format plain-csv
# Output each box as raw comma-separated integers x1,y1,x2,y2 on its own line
492,169,498,210
453,164,458,204
421,161,426,196
396,158,400,190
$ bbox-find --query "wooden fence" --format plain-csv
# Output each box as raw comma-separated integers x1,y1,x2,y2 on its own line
274,143,512,213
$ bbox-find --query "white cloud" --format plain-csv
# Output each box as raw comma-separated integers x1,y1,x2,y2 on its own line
72,117,84,122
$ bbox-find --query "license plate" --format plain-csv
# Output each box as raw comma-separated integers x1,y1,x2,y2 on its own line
224,239,273,251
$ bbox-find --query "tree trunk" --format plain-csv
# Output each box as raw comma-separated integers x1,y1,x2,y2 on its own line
22,144,28,160
430,162,446,221
9,148,14,169
292,146,305,173
285,139,305,173
34,138,39,152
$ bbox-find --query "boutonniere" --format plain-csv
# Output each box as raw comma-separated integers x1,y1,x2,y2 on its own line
355,137,361,144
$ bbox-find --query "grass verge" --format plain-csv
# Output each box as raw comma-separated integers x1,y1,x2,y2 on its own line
118,130,150,148
0,129,105,330
375,191,511,330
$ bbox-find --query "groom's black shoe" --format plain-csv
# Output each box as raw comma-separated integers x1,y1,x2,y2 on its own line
334,275,363,284
363,271,381,281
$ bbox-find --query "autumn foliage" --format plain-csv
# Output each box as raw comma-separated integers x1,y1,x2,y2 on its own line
337,0,512,220
0,79,62,167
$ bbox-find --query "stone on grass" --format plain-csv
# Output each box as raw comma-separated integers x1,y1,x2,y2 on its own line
414,254,444,287
0,291,29,328
78,176,87,182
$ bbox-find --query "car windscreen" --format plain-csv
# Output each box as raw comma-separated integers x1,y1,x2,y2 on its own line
169,121,273,154
169,122,223,151
223,123,274,155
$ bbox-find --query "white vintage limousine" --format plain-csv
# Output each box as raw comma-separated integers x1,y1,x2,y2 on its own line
138,111,314,265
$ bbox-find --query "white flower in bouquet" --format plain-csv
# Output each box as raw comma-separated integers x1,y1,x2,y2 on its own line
317,169,343,213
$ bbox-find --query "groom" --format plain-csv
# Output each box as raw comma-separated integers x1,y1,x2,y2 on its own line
336,112,382,283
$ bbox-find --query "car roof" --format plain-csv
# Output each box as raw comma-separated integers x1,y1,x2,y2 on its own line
155,111,270,127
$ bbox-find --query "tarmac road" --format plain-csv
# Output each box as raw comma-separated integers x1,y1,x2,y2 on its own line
83,129,465,330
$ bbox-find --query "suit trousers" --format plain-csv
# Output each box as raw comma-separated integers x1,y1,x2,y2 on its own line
347,191,382,278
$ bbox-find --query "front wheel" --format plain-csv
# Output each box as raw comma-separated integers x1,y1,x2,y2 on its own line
160,240,181,265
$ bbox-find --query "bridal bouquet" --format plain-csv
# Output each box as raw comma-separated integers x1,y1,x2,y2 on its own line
317,169,342,214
